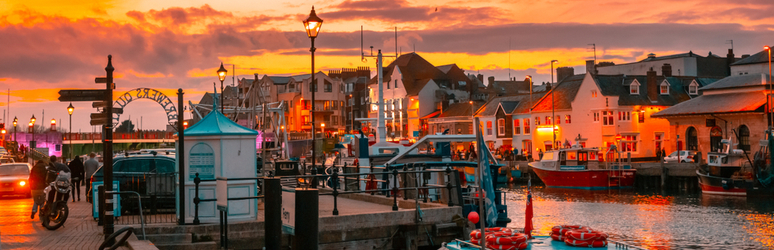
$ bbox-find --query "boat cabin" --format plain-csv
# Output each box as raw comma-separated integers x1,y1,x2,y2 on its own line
539,146,601,170
706,138,752,178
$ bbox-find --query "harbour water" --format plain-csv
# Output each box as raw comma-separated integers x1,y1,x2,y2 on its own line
504,185,774,249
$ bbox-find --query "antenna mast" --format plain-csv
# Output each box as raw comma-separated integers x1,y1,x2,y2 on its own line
588,43,596,62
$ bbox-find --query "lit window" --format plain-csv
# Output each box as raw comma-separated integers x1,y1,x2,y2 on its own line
524,119,531,135
535,117,540,126
621,135,638,152
497,118,505,136
546,116,552,125
556,115,561,124
603,111,614,126
487,121,493,135
689,81,699,95
514,119,521,135
660,81,670,95
630,81,640,95
565,115,571,124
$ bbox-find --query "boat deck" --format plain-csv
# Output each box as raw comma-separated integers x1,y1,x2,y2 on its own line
444,236,642,249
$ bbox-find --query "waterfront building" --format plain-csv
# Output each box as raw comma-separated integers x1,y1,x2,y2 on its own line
427,101,476,150
653,73,770,154
596,50,737,78
328,67,371,133
527,66,721,160
730,48,774,75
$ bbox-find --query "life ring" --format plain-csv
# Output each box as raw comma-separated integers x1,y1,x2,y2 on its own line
470,228,513,239
485,233,528,245
487,242,528,250
552,225,590,235
566,230,603,241
471,237,480,245
564,238,608,248
550,232,565,241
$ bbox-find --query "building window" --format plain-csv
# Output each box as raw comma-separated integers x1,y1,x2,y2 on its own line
546,116,552,125
325,81,332,92
592,90,597,98
689,81,699,95
593,112,599,122
535,117,540,126
497,118,505,136
565,115,571,124
655,132,664,153
310,82,317,92
487,121,493,135
556,115,561,124
638,110,645,123
395,80,398,88
514,119,521,135
630,81,640,95
387,81,390,89
739,125,750,151
710,126,723,152
660,81,669,95
621,134,638,152
524,119,531,135
602,111,614,126
618,111,631,121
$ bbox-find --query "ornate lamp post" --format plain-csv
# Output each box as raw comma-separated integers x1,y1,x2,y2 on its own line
30,115,36,149
304,6,323,168
12,117,17,143
68,103,74,160
550,60,558,149
349,94,354,133
217,63,228,114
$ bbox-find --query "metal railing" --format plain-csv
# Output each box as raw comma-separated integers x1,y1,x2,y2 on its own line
111,172,177,225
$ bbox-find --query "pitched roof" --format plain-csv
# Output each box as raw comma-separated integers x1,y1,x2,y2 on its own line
487,80,530,96
593,75,720,106
501,101,519,114
652,91,766,117
731,50,772,66
476,94,540,116
531,74,585,112
639,51,701,62
436,64,454,74
438,102,475,118
185,109,258,136
407,78,435,96
700,73,769,91
371,53,450,95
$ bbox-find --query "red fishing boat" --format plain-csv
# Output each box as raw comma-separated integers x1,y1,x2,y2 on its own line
529,138,636,190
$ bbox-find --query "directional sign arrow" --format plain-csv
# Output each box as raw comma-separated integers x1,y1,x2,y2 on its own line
92,101,108,108
58,89,107,102
90,118,108,126
91,113,107,119
95,77,107,83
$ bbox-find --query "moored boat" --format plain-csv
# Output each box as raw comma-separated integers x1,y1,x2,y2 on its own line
697,136,774,196
528,138,636,190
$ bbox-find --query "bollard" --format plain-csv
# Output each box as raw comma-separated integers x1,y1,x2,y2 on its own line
98,185,105,226
193,173,201,225
392,165,399,211
294,188,319,250
332,168,339,216
264,178,281,250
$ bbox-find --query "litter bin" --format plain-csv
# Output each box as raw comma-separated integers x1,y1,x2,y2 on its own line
92,181,121,218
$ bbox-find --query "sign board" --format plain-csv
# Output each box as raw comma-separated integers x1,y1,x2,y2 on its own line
189,143,215,180
216,177,228,212
58,89,107,102
281,189,295,235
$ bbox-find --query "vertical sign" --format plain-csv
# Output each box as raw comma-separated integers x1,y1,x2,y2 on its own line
216,177,228,212
281,189,295,235
189,143,215,180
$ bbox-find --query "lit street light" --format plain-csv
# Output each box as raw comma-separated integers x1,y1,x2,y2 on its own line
68,103,74,160
217,62,228,114
304,6,323,168
12,117,17,143
30,115,36,149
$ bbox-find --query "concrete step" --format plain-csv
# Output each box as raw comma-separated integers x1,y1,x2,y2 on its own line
154,241,217,250
145,233,192,244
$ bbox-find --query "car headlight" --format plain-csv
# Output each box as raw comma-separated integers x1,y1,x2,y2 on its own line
19,180,26,186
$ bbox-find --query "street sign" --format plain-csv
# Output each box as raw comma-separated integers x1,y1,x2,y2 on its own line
58,89,107,102
95,77,107,83
92,101,108,108
90,118,108,126
91,113,107,119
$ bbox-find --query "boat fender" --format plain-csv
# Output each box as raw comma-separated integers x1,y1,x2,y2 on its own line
485,233,528,245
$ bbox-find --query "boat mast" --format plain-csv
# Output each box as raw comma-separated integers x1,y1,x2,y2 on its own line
475,117,486,250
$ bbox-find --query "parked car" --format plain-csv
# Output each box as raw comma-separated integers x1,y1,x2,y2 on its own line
90,153,176,214
0,163,32,197
664,150,697,163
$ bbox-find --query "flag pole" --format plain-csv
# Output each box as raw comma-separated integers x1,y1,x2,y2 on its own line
475,117,486,250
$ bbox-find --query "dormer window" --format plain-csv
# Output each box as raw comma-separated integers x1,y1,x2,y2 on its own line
660,80,670,95
630,80,640,95
688,80,699,95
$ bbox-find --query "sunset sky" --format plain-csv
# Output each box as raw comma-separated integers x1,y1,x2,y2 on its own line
1,0,773,131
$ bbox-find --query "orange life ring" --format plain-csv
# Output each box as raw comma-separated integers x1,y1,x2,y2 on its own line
552,225,591,235
470,228,513,239
566,230,603,241
550,232,565,241
486,242,528,250
471,238,480,245
564,238,608,248
485,233,528,245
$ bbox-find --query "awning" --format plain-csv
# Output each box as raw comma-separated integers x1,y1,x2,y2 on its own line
653,92,766,117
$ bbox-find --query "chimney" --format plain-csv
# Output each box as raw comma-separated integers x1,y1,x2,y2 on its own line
742,54,750,59
661,63,672,77
726,49,735,76
585,60,596,75
488,76,495,86
477,74,484,86
557,66,574,82
647,67,658,101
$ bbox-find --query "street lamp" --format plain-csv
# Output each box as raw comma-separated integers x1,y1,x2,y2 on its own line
68,103,74,160
12,117,17,143
349,94,354,133
30,115,36,149
304,6,323,169
550,60,558,148
765,46,772,128
217,62,228,114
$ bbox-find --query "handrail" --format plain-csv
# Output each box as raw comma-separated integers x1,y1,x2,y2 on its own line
192,173,265,225
106,190,146,240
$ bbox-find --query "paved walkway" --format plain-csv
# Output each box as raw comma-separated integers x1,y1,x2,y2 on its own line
0,187,128,250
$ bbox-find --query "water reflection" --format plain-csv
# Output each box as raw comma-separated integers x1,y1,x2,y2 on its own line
504,185,774,249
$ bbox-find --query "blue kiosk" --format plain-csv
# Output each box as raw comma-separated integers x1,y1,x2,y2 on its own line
177,109,259,224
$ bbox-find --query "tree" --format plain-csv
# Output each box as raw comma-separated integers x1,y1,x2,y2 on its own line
115,120,135,133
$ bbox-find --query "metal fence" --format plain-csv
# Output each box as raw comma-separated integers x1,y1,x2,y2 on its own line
112,172,178,225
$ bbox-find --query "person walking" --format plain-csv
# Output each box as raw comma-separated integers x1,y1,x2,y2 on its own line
68,155,85,202
538,148,544,160
28,159,48,219
84,153,100,203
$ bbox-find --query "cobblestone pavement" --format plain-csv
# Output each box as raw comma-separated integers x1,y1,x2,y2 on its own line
0,187,128,250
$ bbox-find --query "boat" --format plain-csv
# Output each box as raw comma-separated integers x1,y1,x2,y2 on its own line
528,136,636,190
697,135,774,197
442,236,641,250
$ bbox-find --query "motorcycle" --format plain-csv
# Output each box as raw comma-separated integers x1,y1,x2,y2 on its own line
40,170,71,230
